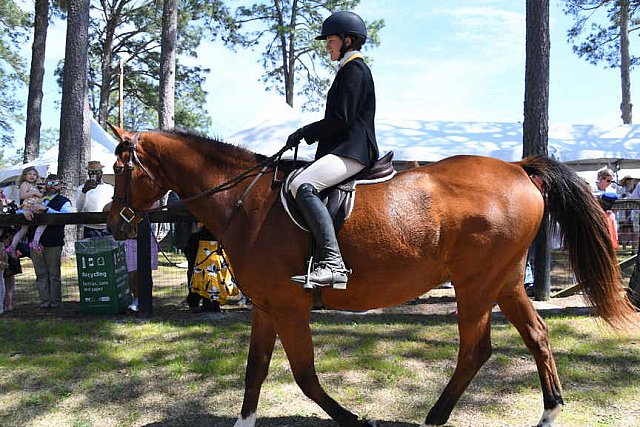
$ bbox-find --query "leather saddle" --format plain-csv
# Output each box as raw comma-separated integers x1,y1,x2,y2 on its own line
280,151,396,231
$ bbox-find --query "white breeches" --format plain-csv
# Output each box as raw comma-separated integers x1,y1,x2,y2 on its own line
289,154,365,198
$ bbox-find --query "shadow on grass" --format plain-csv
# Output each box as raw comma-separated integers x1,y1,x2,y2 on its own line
406,295,456,305
143,415,418,426
1,301,636,427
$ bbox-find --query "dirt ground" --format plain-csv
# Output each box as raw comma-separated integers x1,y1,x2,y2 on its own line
2,285,594,321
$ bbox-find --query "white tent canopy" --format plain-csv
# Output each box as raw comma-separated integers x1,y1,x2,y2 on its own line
227,103,640,173
0,118,118,185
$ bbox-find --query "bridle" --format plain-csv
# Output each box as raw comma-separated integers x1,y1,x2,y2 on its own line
112,131,291,235
112,132,153,225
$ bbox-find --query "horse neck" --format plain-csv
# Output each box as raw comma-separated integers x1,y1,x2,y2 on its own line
146,133,272,241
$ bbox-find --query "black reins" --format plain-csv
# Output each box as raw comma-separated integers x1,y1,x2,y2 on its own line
113,132,291,232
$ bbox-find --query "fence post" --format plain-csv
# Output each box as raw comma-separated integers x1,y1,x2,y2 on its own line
137,216,153,314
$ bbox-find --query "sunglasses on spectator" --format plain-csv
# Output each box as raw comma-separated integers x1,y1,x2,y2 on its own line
47,180,60,186
601,177,613,183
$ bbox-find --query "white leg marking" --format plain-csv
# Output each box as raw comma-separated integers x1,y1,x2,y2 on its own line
234,412,256,427
537,404,563,427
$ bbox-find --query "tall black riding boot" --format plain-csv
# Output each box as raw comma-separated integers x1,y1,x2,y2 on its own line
290,183,350,289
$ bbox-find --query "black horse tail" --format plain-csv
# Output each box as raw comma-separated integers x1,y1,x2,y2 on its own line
519,155,637,328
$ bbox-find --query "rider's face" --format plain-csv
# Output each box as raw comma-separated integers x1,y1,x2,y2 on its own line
325,35,343,61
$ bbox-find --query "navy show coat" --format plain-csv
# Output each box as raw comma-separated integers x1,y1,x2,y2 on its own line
301,56,379,167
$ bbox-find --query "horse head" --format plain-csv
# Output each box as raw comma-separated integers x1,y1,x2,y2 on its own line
107,123,167,240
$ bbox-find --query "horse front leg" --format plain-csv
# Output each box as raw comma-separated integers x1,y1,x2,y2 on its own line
496,286,564,427
234,306,277,427
422,288,494,427
276,312,370,427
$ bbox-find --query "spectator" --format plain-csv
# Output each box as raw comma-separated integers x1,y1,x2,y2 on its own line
75,160,114,238
0,189,17,314
173,209,247,312
1,188,22,312
124,203,160,313
618,175,638,198
24,174,72,309
593,167,616,193
597,192,620,250
7,167,46,257
3,254,22,312
0,246,5,315
523,246,535,297
626,175,640,199
180,223,223,312
616,176,639,248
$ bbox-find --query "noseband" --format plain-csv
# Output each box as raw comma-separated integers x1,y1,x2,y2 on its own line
113,132,154,225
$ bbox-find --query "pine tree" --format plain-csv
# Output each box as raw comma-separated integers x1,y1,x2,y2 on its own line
236,0,383,109
564,0,637,123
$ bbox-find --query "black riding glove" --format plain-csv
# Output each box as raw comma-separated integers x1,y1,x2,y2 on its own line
286,128,305,149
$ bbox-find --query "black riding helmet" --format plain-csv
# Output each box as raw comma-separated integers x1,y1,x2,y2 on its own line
316,11,367,59
316,11,367,41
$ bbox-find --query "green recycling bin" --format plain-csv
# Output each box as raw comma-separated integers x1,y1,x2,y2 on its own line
75,237,131,314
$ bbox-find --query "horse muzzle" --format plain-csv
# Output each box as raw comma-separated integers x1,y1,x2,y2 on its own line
107,213,139,240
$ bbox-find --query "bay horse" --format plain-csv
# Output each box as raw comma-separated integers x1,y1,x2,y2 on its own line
106,126,636,427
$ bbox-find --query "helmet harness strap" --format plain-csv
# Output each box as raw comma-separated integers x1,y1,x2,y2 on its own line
338,34,350,60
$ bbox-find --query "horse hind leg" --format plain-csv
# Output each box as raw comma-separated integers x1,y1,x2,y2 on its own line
422,288,494,426
496,286,564,427
234,307,277,427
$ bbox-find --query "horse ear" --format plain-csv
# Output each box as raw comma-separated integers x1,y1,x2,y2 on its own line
106,122,128,141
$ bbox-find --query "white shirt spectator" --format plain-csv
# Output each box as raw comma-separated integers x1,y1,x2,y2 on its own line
75,182,114,230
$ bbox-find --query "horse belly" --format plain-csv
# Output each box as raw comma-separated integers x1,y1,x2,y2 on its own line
322,196,446,310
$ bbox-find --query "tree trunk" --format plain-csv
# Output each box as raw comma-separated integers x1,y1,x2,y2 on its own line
523,1,550,157
619,0,632,124
98,5,119,127
23,0,49,163
523,0,551,301
59,0,90,198
159,0,177,130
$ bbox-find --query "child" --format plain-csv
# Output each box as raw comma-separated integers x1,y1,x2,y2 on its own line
6,167,47,256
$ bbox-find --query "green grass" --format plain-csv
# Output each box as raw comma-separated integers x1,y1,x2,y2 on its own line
1,311,639,427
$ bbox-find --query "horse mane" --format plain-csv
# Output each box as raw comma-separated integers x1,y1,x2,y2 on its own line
157,129,267,165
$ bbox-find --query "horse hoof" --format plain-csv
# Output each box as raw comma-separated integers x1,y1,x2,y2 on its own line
362,421,378,427
234,412,257,427
536,404,562,427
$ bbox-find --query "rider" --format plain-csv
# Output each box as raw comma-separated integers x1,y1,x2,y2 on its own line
286,11,379,289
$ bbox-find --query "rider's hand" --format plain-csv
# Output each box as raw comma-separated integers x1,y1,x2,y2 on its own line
286,128,305,149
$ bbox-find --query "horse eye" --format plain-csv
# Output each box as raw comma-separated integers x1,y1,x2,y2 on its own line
113,166,124,174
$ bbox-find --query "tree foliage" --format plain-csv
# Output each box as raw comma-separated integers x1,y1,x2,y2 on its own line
80,0,242,131
236,0,383,110
564,0,639,122
0,0,31,146
565,0,639,67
